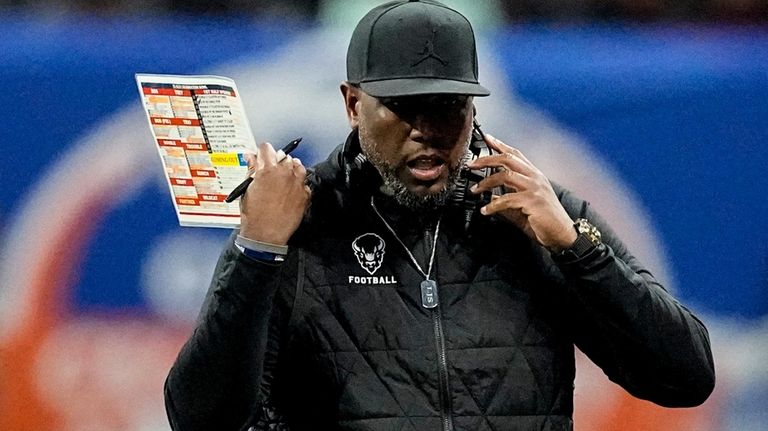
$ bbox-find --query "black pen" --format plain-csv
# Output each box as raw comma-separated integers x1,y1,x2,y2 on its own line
224,137,303,203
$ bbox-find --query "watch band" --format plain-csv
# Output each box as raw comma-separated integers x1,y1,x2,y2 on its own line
554,218,602,261
568,233,597,258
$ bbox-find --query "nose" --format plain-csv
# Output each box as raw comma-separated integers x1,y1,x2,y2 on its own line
409,112,464,147
409,115,436,141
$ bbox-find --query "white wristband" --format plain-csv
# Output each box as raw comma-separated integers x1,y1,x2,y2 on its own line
235,235,289,255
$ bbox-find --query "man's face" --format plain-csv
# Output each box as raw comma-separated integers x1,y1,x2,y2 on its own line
349,87,474,209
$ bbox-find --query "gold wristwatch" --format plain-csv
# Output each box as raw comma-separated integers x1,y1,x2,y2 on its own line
556,218,602,260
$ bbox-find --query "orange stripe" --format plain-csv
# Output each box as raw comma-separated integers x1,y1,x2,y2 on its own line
0,196,109,430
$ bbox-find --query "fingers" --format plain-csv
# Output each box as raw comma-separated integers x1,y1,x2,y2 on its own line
244,143,309,201
257,142,279,167
484,133,533,166
480,192,526,216
468,133,546,195
243,143,287,179
250,142,307,172
244,152,258,177
468,135,536,176
472,168,531,194
292,156,308,176
469,152,535,177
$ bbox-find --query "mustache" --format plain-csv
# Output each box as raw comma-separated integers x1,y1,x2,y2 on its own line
398,137,472,171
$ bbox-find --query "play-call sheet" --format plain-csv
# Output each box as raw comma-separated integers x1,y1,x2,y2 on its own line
136,74,256,227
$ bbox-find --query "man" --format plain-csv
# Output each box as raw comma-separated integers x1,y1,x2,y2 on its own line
164,1,715,430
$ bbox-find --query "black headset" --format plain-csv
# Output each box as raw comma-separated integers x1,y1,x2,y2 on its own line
450,111,498,230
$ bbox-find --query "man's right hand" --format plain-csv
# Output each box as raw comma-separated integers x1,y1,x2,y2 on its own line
238,142,311,245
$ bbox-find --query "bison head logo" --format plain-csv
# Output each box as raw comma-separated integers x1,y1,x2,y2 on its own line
352,233,386,275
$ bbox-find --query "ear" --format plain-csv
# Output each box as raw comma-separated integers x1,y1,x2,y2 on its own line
340,82,360,129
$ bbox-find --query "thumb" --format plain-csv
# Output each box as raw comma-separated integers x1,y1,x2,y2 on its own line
244,152,258,175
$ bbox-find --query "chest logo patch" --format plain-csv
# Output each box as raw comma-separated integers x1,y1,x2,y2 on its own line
352,233,386,275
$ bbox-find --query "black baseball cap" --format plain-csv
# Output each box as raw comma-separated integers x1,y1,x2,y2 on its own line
346,0,490,98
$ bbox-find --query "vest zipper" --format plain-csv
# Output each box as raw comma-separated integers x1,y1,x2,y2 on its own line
425,228,454,431
432,309,454,431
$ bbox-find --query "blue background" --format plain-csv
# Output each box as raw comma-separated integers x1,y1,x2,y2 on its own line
1,17,766,318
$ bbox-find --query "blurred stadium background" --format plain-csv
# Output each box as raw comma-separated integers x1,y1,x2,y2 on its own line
1,1,767,430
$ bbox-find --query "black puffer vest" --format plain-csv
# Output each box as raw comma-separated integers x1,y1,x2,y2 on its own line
258,141,577,430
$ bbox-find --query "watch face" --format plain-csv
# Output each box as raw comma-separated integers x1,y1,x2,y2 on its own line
575,218,602,245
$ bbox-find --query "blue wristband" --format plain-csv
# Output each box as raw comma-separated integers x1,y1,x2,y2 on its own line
235,243,285,262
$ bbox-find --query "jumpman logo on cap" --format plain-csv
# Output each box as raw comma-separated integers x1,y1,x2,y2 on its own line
412,28,447,67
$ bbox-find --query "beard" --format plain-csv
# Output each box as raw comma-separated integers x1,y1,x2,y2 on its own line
358,127,469,212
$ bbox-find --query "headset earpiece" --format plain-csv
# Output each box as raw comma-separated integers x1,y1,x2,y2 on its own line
342,129,372,190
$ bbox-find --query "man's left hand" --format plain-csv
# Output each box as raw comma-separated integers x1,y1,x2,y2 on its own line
468,134,577,251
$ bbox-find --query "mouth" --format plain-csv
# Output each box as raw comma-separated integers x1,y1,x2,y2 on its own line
406,155,446,182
